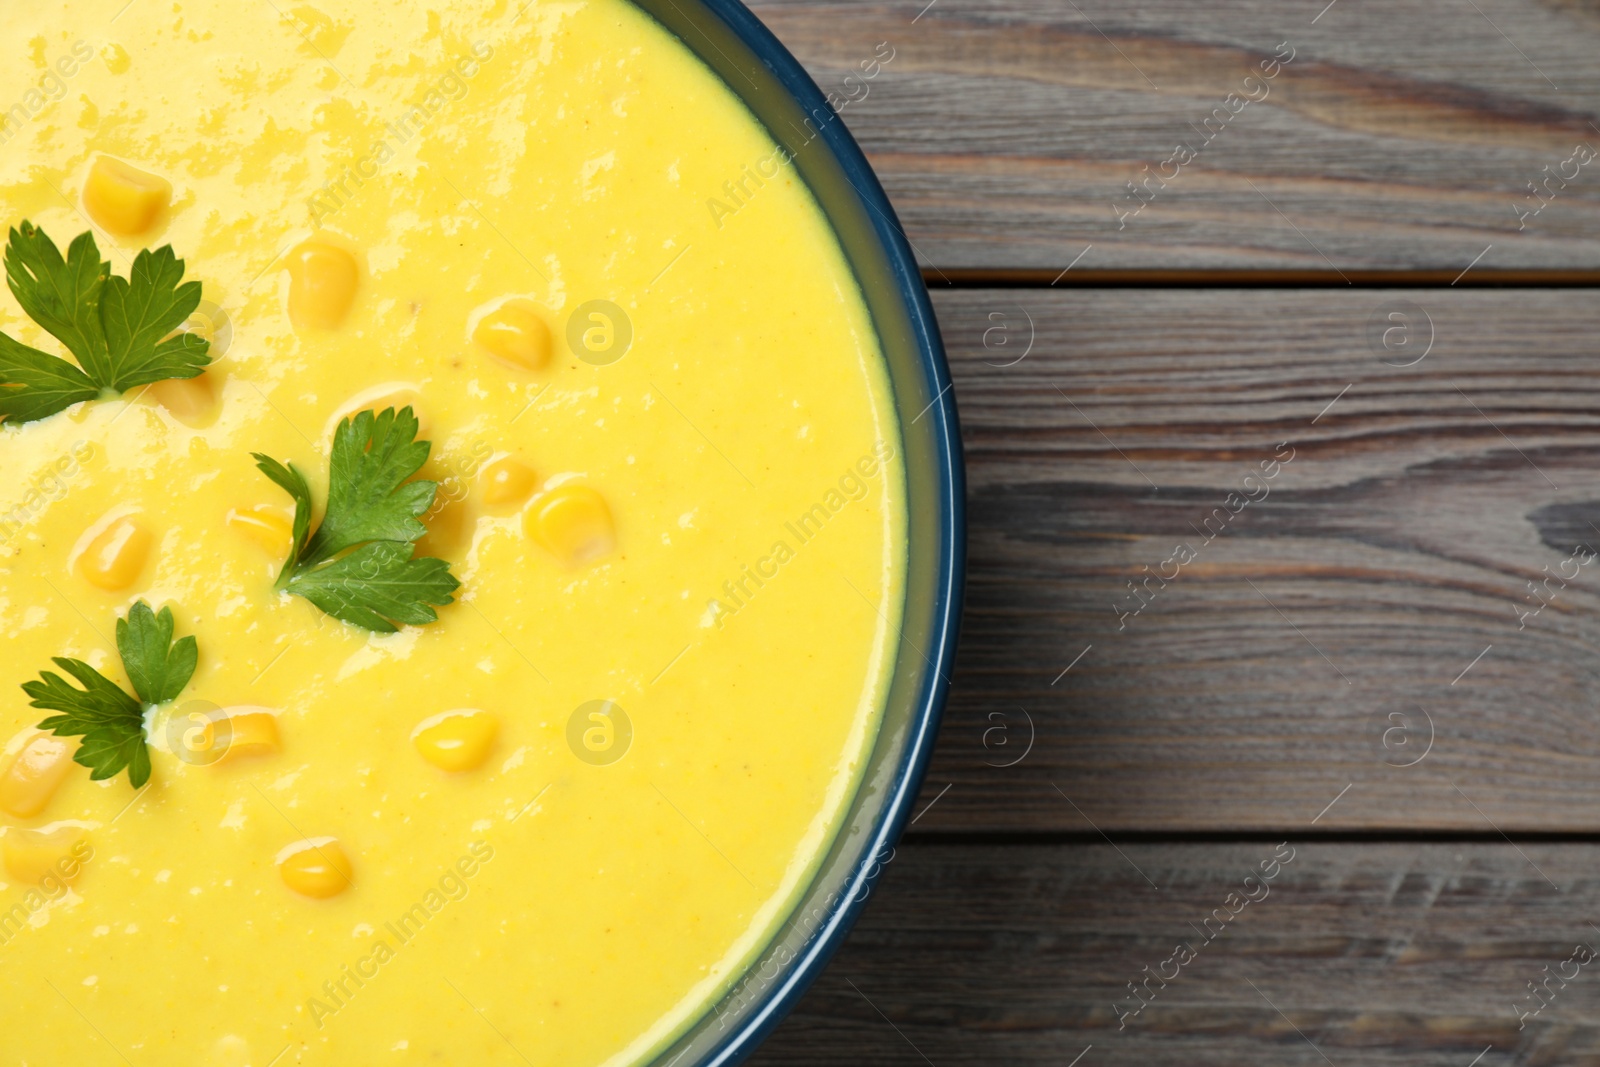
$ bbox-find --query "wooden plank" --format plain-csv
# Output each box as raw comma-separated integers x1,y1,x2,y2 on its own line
911,288,1600,832
750,840,1598,1066
747,0,1600,270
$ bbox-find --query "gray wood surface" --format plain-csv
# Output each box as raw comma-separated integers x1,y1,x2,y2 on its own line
751,840,1600,1066
748,0,1600,270
741,3,1600,1064
912,288,1600,833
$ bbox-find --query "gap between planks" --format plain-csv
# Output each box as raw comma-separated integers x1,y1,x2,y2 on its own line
903,829,1600,846
923,267,1600,288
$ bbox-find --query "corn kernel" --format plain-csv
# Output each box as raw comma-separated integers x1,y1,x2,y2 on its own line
474,303,552,371
147,373,217,426
83,156,171,237
172,705,281,764
276,837,353,899
226,505,294,560
0,734,75,818
286,241,359,331
77,515,152,591
2,824,90,885
479,457,538,508
330,385,428,439
524,484,616,565
412,709,499,772
217,708,280,760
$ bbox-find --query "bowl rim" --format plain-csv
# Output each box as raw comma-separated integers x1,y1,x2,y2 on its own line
640,1,967,1064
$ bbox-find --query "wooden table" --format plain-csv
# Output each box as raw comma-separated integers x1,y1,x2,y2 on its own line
742,3,1600,1064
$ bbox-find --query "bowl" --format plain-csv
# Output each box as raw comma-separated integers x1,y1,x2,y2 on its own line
627,0,965,1063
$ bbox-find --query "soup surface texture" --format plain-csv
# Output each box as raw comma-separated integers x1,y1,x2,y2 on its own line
0,1,905,1064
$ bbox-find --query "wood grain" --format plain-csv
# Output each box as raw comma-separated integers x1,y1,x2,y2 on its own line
747,0,1600,270
730,6,1600,1062
912,288,1600,833
751,840,1600,1066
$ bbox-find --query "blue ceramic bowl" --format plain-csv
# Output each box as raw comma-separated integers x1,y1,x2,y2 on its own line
628,1,965,1064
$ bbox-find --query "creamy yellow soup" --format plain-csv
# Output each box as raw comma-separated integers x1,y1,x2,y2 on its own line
0,2,905,1064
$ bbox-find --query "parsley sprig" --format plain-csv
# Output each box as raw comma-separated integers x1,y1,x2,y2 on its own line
0,222,211,425
21,601,199,788
253,406,461,633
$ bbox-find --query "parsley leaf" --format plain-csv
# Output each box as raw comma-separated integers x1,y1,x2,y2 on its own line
287,541,462,632
0,222,211,425
304,405,436,566
253,406,461,633
20,601,199,789
117,601,199,706
100,244,211,390
6,225,110,377
252,453,314,586
0,333,98,424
